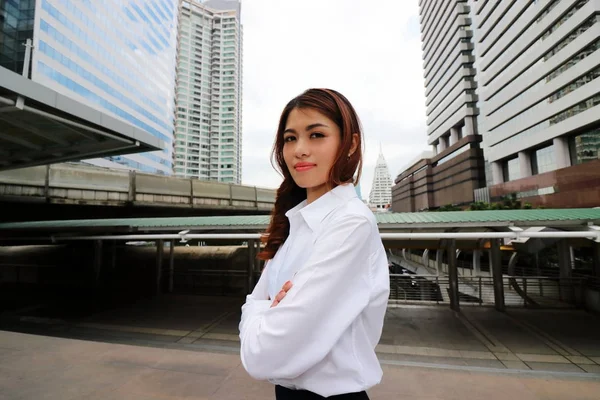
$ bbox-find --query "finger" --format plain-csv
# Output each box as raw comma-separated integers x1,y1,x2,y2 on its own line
275,290,286,302
270,299,279,308
282,281,293,292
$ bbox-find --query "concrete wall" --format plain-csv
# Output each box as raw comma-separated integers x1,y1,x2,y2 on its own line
392,136,486,212
490,159,600,208
0,244,255,305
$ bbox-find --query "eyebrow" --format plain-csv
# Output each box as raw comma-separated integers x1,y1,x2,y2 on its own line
283,123,330,135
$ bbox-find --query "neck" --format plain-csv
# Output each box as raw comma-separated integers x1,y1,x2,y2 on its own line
306,184,329,204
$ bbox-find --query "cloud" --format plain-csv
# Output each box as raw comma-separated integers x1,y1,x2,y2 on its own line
240,0,429,198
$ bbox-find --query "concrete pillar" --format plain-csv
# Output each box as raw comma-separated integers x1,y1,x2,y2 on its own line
592,242,600,278
247,239,256,293
109,240,117,270
554,136,571,169
447,240,460,311
155,240,164,295
168,240,175,293
93,240,102,288
518,151,532,178
438,137,447,153
464,116,475,136
473,249,481,276
432,144,438,156
492,161,503,184
557,239,573,303
436,248,444,276
490,239,505,311
450,127,459,146
557,240,572,279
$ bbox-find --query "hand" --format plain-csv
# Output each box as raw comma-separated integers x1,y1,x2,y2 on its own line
270,280,293,308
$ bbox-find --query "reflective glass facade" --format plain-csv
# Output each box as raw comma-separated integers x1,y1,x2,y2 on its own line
31,0,178,174
531,145,557,175
503,157,520,183
0,0,35,74
570,128,600,165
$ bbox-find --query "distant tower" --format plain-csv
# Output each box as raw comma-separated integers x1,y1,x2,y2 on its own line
368,145,392,210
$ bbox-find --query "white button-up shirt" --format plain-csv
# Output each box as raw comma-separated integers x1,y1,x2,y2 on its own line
239,183,390,397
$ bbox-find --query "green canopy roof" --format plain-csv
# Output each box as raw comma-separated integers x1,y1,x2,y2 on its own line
1,208,599,234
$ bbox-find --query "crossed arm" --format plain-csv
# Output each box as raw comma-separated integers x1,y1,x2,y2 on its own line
238,214,373,380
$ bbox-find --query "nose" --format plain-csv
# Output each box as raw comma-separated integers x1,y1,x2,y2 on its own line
294,137,309,158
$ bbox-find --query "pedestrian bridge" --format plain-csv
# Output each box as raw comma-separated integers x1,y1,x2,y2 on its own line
0,163,276,218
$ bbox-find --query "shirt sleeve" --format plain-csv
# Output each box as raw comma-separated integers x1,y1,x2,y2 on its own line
239,261,272,338
239,214,373,380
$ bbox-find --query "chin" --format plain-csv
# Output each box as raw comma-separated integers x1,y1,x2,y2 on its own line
292,179,311,189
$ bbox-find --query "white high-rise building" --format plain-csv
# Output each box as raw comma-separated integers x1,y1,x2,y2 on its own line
174,0,242,183
369,147,393,210
476,0,600,187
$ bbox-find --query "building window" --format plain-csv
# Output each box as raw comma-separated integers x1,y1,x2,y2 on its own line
434,144,471,166
543,7,596,61
548,66,600,103
503,157,520,182
550,94,600,125
546,39,599,83
531,145,557,175
569,128,600,165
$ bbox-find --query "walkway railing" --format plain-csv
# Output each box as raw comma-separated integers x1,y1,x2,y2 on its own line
389,274,590,309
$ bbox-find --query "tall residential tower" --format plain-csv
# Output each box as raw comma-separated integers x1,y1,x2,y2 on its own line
174,0,242,183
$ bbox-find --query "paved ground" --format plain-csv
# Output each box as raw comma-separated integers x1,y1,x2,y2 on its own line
1,329,600,400
5,294,599,373
2,294,600,398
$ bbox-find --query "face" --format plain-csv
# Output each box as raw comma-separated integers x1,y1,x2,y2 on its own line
282,108,341,203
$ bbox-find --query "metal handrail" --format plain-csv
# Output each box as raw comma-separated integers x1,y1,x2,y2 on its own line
41,230,600,242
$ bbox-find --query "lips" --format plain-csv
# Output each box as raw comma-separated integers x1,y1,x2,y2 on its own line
294,162,316,172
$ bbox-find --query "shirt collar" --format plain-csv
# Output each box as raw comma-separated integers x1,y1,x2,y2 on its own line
285,198,307,219
294,183,357,232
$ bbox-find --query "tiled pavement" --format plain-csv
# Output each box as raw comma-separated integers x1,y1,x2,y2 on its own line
1,295,600,398
1,330,600,400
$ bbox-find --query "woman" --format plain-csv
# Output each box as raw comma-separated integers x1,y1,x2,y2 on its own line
239,88,390,399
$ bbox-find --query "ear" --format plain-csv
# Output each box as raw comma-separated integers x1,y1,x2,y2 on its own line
348,133,359,157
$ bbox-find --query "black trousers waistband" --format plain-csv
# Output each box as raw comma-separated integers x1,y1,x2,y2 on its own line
275,385,370,400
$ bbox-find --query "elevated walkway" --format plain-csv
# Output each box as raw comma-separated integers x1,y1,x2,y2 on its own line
389,253,570,308
0,163,276,220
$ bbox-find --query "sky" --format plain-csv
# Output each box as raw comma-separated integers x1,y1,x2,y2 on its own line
239,0,430,200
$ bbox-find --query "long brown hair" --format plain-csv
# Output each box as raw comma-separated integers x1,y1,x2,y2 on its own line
257,88,364,261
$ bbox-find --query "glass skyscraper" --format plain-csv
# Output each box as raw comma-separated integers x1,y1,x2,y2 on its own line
28,0,178,174
0,0,35,75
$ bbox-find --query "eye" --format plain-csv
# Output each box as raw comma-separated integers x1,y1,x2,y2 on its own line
310,132,325,138
283,136,296,143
